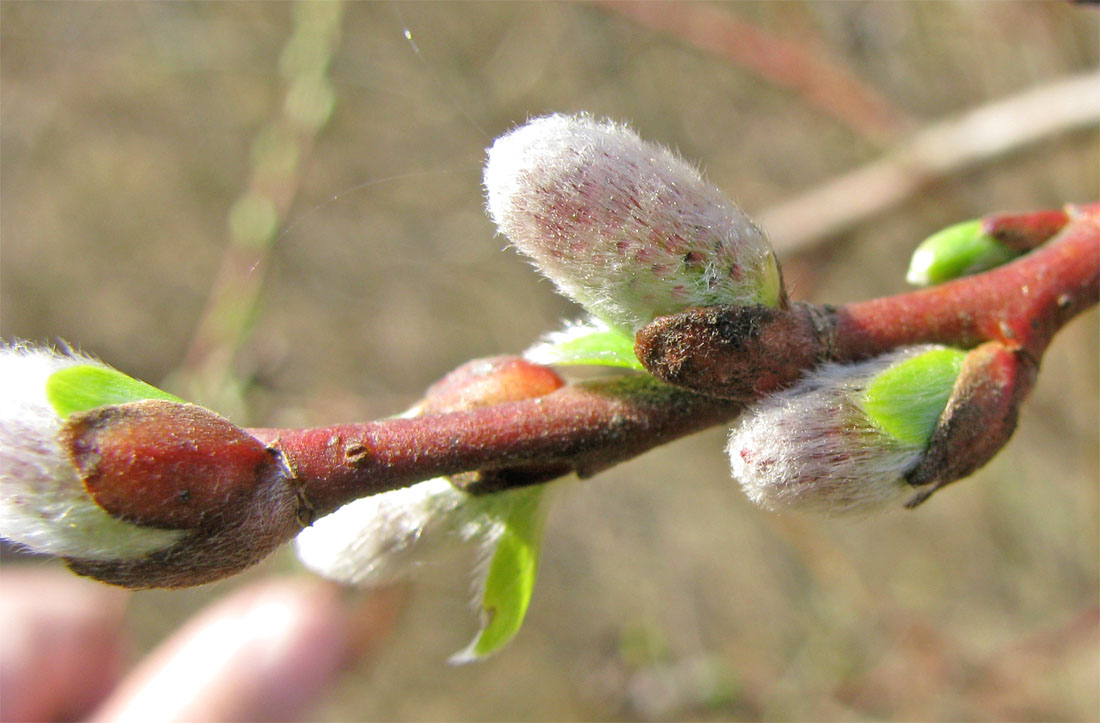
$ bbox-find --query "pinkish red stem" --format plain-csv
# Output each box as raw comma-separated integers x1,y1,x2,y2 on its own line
834,206,1099,361
250,376,738,517
250,206,1098,516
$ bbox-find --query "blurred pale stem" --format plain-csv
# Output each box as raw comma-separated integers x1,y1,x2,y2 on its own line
176,2,343,410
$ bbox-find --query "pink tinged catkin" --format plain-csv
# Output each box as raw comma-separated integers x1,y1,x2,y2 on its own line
484,114,782,333
728,346,953,516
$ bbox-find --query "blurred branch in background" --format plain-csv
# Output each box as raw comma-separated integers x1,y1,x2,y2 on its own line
760,72,1100,256
585,3,1098,260
172,2,343,418
598,1,909,143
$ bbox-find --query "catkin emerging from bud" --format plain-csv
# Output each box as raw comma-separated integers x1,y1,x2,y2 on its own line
0,343,184,559
1,341,305,588
729,345,966,516
485,114,782,333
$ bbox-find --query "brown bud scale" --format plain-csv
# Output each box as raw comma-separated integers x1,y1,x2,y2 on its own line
62,400,277,529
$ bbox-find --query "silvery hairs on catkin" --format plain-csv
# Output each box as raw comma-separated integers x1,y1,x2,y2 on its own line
484,113,781,333
729,346,955,516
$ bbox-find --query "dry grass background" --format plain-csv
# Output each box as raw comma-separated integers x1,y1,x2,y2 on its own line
2,2,1098,720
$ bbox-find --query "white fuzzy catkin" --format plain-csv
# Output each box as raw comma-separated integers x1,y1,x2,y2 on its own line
728,346,949,516
296,477,527,587
485,114,781,333
296,478,468,585
0,342,184,559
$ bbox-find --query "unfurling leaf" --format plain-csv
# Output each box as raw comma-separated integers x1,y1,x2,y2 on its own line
46,363,182,419
450,485,547,663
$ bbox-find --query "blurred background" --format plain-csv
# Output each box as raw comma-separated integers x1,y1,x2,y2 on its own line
2,2,1097,720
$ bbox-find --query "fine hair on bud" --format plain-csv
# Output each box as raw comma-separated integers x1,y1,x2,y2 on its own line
0,342,184,560
1,340,307,589
484,113,783,333
296,476,539,587
729,345,964,516
296,477,468,586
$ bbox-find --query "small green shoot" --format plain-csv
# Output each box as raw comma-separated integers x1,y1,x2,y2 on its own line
906,219,1019,287
46,364,182,419
861,347,967,445
534,326,644,370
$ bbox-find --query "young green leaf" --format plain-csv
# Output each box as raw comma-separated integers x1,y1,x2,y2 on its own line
46,364,182,419
525,319,644,370
861,347,967,445
450,486,547,663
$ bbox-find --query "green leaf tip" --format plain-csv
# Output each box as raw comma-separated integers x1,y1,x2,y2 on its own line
757,251,784,309
533,326,644,370
861,347,967,446
906,219,1019,287
450,487,547,663
46,364,182,419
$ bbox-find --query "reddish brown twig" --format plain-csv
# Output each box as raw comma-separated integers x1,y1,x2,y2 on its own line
247,206,1098,519
57,206,1098,588
596,1,907,142
249,375,740,518
637,205,1099,399
834,205,1097,363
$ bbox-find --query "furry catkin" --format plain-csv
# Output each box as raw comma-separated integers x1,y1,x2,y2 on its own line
485,114,781,333
729,345,963,516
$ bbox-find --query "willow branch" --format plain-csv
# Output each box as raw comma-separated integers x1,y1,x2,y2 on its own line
254,207,1097,517
250,376,740,518
43,206,1097,589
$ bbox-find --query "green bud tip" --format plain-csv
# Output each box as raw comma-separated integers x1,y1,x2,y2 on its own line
907,219,1019,287
861,347,967,446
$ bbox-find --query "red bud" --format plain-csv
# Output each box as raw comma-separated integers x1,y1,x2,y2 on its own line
62,401,276,529
58,401,302,589
904,341,1037,506
416,356,565,416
